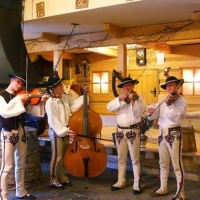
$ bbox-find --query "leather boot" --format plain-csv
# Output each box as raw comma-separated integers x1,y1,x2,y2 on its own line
111,161,126,190
132,160,142,192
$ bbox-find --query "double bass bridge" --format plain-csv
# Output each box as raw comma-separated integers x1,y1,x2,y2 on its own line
80,144,90,149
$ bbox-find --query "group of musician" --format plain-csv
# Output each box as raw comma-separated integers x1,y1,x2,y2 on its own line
0,71,187,200
107,75,187,200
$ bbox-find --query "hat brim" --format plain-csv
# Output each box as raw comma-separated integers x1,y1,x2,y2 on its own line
8,74,26,83
117,80,139,88
161,79,184,90
48,77,65,88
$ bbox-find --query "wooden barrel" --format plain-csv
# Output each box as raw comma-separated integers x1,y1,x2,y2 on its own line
182,126,197,153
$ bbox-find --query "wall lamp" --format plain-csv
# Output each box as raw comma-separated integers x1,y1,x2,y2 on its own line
164,67,171,76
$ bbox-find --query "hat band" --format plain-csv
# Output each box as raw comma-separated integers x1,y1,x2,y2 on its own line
121,80,134,85
15,75,26,83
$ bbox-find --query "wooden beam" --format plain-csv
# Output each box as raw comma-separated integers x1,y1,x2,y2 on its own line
85,47,118,57
124,20,200,43
103,23,123,38
192,12,200,21
62,52,76,60
26,20,200,53
141,42,172,54
118,44,127,77
41,32,60,43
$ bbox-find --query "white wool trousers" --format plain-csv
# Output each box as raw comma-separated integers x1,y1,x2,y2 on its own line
48,128,69,184
114,127,141,191
156,127,185,199
0,128,27,200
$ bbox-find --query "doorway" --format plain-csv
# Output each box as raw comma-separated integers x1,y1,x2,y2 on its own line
129,69,158,105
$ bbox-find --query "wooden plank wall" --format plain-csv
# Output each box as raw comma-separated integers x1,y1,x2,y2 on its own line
67,44,200,115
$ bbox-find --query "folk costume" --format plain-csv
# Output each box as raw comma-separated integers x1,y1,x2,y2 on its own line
107,77,145,195
147,76,187,200
0,72,46,200
45,72,84,189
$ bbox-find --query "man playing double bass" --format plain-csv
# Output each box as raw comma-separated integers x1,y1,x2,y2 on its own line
107,77,145,195
45,71,88,189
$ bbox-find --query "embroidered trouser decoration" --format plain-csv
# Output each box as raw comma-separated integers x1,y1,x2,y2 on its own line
9,134,19,146
126,130,136,144
116,131,124,144
165,133,175,148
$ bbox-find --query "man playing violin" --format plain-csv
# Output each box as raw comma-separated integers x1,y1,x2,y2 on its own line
0,72,48,200
45,71,87,189
107,77,145,195
147,76,187,200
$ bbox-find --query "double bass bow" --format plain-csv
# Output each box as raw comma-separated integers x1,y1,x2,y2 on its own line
64,60,107,178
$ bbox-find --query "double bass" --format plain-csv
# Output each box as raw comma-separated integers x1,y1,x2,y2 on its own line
64,61,107,178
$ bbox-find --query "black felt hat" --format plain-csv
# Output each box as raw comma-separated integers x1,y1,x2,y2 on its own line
161,76,184,90
46,71,65,89
117,77,139,88
8,72,26,83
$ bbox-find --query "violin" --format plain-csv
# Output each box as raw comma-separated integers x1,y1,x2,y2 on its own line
165,92,180,106
125,91,139,104
16,88,53,105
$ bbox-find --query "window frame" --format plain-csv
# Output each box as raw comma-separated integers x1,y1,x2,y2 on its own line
92,71,109,94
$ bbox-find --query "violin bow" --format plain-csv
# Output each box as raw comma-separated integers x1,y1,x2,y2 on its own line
76,133,113,142
125,83,135,98
53,23,79,72
148,79,184,116
25,55,28,94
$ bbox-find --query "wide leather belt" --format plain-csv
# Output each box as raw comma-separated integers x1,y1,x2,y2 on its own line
117,122,140,129
168,126,181,132
1,128,18,132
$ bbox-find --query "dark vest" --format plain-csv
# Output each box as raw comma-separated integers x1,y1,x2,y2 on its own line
0,90,25,130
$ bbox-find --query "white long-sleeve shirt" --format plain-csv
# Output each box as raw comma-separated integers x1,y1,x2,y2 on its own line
107,96,145,127
45,93,84,137
147,95,187,128
0,93,46,118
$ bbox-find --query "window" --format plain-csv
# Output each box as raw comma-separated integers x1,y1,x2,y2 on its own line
92,72,109,94
182,68,200,95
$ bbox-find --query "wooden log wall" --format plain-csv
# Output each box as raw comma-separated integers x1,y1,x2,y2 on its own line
28,44,200,115
64,44,200,115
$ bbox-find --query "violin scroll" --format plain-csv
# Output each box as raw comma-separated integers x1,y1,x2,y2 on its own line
165,92,180,106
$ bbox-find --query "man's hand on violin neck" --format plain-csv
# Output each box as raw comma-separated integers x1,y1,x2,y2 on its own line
41,93,49,103
119,91,138,102
165,92,180,106
147,108,154,115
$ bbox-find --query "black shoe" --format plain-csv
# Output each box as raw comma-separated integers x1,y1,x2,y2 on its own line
111,185,125,191
15,194,37,199
61,180,73,187
50,180,65,189
133,189,142,195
